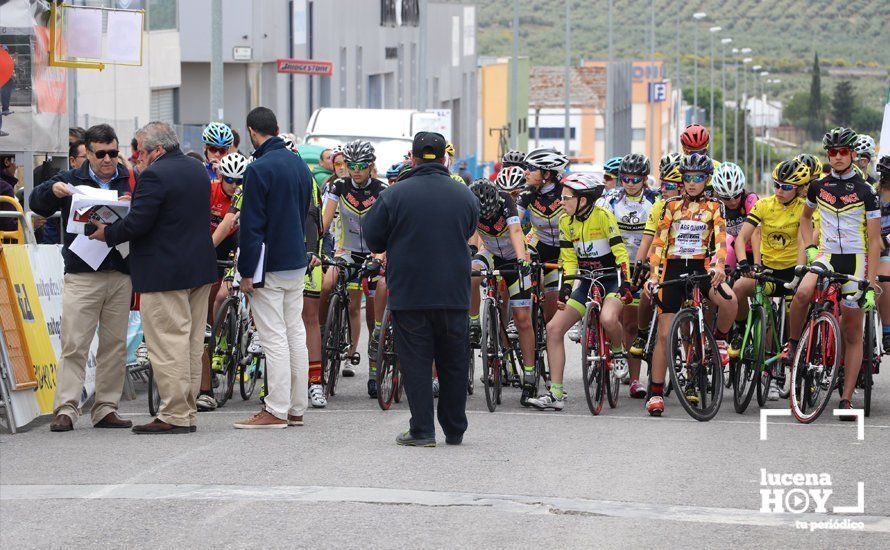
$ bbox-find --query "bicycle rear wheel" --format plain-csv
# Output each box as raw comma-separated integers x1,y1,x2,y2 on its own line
240,356,261,401
480,298,501,412
323,295,344,398
209,297,238,408
667,308,723,421
755,308,773,408
582,308,606,416
376,309,398,411
147,364,160,417
862,310,876,418
732,309,759,414
790,311,841,423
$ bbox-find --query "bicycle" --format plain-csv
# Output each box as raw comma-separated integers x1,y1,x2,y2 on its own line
321,256,369,399
785,264,868,423
858,275,889,417
732,266,790,414
651,272,728,422
374,306,404,410
522,259,560,405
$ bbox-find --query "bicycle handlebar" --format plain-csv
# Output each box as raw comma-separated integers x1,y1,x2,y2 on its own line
784,263,870,302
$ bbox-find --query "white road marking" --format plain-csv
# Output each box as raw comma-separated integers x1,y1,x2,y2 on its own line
2,483,888,533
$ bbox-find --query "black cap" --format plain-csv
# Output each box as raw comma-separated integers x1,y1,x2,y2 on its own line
412,131,446,160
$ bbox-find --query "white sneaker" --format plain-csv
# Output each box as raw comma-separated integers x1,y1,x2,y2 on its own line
527,392,565,411
567,322,582,343
611,352,629,380
247,333,263,355
767,380,780,401
135,343,150,366
432,378,440,398
309,384,327,408
196,394,218,411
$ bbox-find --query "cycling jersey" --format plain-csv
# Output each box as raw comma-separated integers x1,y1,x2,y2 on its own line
649,195,727,282
723,191,759,239
805,171,880,254
745,195,805,270
209,181,235,235
517,183,563,248
477,191,521,260
643,198,666,237
324,177,386,254
606,188,659,261
558,206,629,279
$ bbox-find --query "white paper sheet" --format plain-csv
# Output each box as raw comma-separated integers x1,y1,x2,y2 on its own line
66,8,103,59
66,184,119,200
69,235,112,271
66,193,130,234
105,11,143,62
232,244,265,287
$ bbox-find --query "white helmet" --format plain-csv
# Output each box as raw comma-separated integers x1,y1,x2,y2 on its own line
495,165,526,191
854,135,875,158
524,147,569,173
218,153,249,179
712,162,746,199
278,133,297,152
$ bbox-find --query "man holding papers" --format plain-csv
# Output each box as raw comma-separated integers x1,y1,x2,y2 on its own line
29,124,134,432
90,122,217,434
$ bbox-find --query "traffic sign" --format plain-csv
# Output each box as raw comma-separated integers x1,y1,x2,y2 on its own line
276,59,333,76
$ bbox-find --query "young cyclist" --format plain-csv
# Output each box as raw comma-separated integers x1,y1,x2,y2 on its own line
502,149,527,169
853,134,876,184
527,173,631,411
201,122,235,180
606,153,658,397
789,128,881,420
602,156,623,197
732,158,810,400
644,153,738,417
468,179,536,402
711,162,758,269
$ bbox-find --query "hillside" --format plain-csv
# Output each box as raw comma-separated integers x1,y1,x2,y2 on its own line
448,0,889,112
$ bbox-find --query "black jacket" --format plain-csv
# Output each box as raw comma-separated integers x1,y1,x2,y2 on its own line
104,148,217,293
29,162,131,274
362,162,479,310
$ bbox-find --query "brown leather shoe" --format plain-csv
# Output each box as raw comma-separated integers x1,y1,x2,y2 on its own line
94,412,133,429
132,418,191,434
287,415,304,426
49,414,73,432
234,409,287,429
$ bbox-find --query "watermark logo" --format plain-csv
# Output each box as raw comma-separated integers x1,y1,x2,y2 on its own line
759,469,864,517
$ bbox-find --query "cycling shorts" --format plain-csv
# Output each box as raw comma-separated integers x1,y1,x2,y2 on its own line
813,253,866,309
657,259,711,314
566,272,620,317
528,241,560,291
335,250,379,296
761,266,796,298
472,250,531,308
304,263,323,299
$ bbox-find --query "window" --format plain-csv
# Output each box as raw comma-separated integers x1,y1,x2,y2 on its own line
147,0,177,31
150,88,179,124
529,127,576,140
632,128,646,141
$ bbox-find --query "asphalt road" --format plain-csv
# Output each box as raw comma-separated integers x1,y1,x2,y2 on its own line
2,332,889,548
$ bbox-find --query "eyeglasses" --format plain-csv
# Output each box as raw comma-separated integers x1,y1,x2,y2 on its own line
526,166,542,173
223,176,243,185
773,182,796,191
92,149,120,160
661,182,679,191
682,173,708,183
206,146,228,155
685,148,708,155
620,175,644,185
827,147,851,158
559,195,576,201
347,162,370,171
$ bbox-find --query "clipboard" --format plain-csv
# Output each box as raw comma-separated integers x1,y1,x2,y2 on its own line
232,244,266,289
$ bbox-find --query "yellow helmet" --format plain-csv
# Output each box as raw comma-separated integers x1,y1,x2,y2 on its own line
772,159,810,186
445,142,456,158
852,163,866,179
795,154,824,182
658,153,683,183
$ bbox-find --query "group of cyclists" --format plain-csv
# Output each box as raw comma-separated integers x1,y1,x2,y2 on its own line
193,116,888,422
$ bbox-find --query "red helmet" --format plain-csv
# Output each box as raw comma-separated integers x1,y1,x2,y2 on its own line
680,124,710,151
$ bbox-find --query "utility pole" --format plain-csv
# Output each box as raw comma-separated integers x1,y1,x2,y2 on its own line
675,10,681,149
649,0,656,162
510,0,519,148
605,0,614,158
418,0,429,111
563,0,571,156
210,0,224,121
720,37,731,160
692,12,707,124
709,26,721,133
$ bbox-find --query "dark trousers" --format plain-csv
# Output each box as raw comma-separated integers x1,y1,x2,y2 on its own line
1,78,12,111
391,309,469,439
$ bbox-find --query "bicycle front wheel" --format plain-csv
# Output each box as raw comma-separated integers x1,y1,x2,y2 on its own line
790,311,841,423
582,308,606,416
863,310,877,418
322,294,345,398
147,364,160,417
733,309,761,414
209,297,238,408
376,309,398,411
240,355,261,401
480,298,501,412
667,308,724,421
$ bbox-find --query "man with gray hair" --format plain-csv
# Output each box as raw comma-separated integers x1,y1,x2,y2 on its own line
90,121,218,434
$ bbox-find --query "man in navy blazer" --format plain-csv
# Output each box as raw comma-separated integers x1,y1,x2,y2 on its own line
91,121,217,434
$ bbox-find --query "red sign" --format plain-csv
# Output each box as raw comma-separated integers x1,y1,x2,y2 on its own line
276,59,333,76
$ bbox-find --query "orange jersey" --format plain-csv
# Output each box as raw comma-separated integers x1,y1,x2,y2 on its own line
648,195,727,281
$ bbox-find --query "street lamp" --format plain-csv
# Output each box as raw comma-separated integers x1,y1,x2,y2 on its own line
742,56,753,172
709,25,721,134
720,37,732,160
692,12,707,123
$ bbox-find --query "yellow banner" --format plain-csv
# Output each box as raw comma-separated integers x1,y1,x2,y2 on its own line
2,246,57,413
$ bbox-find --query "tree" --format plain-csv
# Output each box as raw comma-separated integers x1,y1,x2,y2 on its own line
682,86,723,127
831,80,855,127
806,53,823,140
852,106,882,135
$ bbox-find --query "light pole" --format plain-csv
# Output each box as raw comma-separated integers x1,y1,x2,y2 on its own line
675,10,681,149
510,0,519,149
766,78,781,174
564,0,571,156
605,0,614,157
720,37,732,160
760,70,769,188
748,63,761,178
692,12,707,123
709,25,721,134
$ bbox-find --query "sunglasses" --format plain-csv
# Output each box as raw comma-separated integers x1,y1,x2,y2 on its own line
92,149,120,160
773,182,796,191
223,176,243,185
620,175,644,185
206,146,228,155
827,147,851,158
559,195,576,201
685,148,708,155
526,166,542,173
682,173,708,183
347,162,370,171
661,182,679,191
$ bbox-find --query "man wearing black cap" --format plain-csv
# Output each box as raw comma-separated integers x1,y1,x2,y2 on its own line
362,132,480,446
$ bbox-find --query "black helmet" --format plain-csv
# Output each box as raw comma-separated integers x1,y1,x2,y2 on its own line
619,153,650,176
822,127,858,150
659,153,683,183
343,139,376,163
502,149,526,168
878,155,890,181
470,179,503,219
680,153,714,175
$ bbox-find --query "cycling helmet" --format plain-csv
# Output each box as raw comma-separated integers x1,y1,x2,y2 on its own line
524,147,569,173
218,153,249,179
278,133,297,152
822,127,858,150
502,149,526,168
772,159,810,186
469,179,504,219
343,139,376,163
795,153,824,182
680,153,714,174
445,142,456,158
877,156,890,179
603,156,623,176
711,162,746,198
561,173,605,215
659,153,683,183
386,162,406,180
619,153,651,176
202,122,234,148
853,134,875,159
495,165,526,191
680,123,710,151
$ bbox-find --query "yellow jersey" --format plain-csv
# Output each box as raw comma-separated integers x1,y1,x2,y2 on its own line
643,198,665,237
558,206,630,279
745,195,805,270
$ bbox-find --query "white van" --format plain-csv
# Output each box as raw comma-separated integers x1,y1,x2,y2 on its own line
304,108,451,171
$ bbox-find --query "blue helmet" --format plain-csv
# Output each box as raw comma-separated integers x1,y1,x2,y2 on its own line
202,122,234,148
604,156,623,176
386,162,407,179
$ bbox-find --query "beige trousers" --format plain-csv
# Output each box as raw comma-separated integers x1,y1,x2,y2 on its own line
140,285,211,427
54,271,132,425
